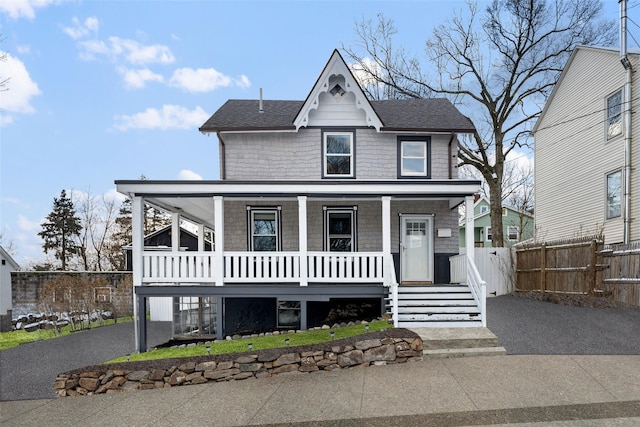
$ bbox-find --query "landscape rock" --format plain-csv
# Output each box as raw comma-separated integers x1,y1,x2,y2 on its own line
56,330,421,397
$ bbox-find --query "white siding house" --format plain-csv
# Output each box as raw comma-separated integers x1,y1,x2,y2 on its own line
533,46,640,244
0,246,19,331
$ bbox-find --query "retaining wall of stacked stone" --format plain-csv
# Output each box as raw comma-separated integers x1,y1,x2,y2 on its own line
55,335,423,397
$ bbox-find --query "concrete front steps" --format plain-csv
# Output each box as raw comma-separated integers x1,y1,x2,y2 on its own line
396,285,483,328
411,327,507,359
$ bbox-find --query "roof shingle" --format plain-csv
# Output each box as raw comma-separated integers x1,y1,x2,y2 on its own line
199,98,475,133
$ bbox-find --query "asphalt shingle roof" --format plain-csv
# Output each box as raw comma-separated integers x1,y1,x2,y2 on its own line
199,98,475,133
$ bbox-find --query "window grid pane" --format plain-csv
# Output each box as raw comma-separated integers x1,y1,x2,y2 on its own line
607,171,622,219
324,133,353,176
326,210,355,252
251,210,278,251
607,91,622,139
401,141,426,175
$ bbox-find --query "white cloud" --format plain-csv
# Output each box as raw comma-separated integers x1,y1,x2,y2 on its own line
177,170,203,180
17,214,40,233
62,16,99,40
104,188,126,203
0,52,41,124
0,197,30,208
113,105,209,131
16,45,31,54
0,114,14,126
79,36,175,65
118,67,164,89
349,57,383,87
0,0,65,20
169,67,251,93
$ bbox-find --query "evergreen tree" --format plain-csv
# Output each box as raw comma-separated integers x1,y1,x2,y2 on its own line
39,189,82,270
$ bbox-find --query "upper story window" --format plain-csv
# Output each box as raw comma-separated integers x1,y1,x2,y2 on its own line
480,205,488,214
398,137,431,178
507,226,519,241
324,207,357,252
323,131,354,178
606,171,622,219
607,90,622,139
247,206,281,251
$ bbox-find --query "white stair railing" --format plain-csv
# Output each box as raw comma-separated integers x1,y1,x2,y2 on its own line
385,258,399,327
466,254,487,327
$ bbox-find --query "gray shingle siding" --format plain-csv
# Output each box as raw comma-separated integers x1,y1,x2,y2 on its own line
222,199,458,254
222,129,456,180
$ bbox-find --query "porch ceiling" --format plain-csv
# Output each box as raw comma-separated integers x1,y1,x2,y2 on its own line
115,179,481,227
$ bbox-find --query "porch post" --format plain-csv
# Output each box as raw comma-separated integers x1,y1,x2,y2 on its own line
132,196,144,352
214,196,224,286
197,224,205,251
465,195,475,262
298,196,308,286
215,296,223,338
137,295,147,353
381,196,392,286
171,212,180,250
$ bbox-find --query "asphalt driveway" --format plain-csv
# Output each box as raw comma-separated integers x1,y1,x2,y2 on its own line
487,295,640,355
0,321,171,401
1,296,639,401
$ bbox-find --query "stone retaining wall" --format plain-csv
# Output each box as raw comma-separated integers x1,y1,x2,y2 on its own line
55,335,423,397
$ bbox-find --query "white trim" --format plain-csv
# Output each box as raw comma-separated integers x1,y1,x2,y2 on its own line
298,196,308,286
117,181,481,197
213,196,224,286
323,132,354,178
293,50,383,131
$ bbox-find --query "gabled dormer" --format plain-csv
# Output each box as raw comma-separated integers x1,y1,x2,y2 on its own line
294,49,383,131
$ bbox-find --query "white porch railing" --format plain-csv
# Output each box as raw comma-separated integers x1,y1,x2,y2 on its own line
450,253,487,327
142,251,385,284
307,252,384,282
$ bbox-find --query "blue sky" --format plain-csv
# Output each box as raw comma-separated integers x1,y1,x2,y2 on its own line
0,0,629,266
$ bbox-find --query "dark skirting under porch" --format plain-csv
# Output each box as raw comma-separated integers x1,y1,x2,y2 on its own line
134,284,386,352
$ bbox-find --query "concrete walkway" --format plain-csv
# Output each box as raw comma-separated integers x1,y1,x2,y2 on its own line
2,355,640,426
2,296,640,425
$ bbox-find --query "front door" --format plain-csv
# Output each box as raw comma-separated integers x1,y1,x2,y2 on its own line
400,215,434,283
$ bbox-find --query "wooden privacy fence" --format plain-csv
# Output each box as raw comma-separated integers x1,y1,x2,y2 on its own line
515,236,640,306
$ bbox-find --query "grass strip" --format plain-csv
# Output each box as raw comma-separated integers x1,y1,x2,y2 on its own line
0,317,133,350
105,320,390,364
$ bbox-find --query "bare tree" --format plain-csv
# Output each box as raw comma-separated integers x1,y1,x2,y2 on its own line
344,0,616,246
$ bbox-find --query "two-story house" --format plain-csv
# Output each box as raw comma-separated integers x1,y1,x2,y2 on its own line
116,50,486,352
459,196,534,248
534,46,639,244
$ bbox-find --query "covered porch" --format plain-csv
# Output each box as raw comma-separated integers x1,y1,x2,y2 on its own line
116,179,483,351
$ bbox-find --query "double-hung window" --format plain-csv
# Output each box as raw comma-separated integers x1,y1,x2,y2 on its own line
486,226,492,242
247,207,281,251
398,137,431,178
607,90,622,139
323,131,354,178
324,207,357,252
606,171,622,219
507,226,519,241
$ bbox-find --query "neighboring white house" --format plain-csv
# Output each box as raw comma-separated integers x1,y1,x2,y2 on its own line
533,46,639,244
116,50,486,352
0,246,19,332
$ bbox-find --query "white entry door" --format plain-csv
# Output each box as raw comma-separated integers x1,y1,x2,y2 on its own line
400,215,434,283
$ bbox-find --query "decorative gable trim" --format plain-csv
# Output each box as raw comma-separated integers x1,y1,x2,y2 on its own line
294,50,383,131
